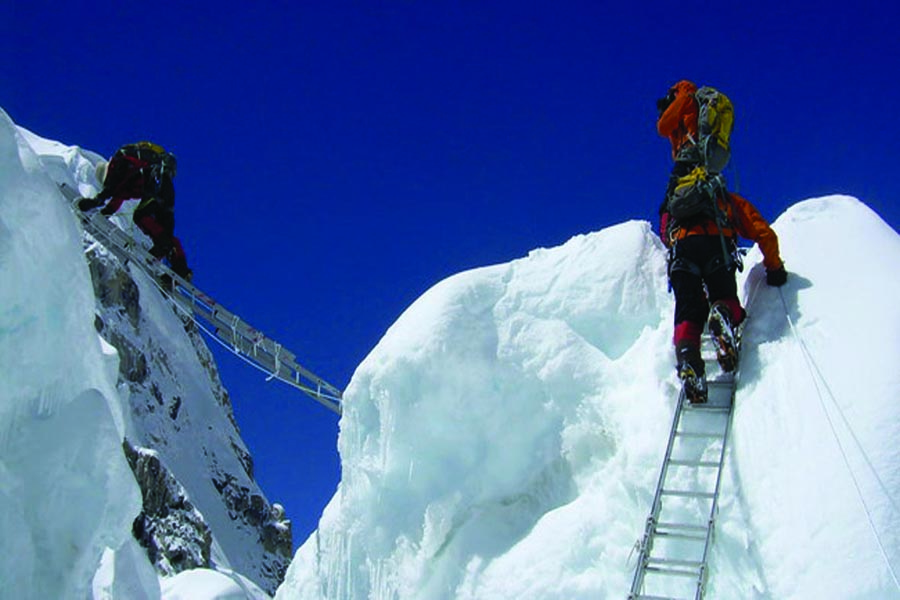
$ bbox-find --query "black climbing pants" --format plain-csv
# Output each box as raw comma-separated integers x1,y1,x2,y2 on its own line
669,235,738,328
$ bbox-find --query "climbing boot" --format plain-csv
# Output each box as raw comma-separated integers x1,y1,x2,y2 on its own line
149,240,174,259
676,343,707,404
708,301,739,373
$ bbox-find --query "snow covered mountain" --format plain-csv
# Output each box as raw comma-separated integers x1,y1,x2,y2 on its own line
277,197,900,595
1,110,291,598
3,106,899,599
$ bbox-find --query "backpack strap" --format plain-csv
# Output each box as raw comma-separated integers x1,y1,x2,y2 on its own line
710,178,744,273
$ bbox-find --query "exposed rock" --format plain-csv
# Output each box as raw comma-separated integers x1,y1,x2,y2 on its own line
124,440,212,576
83,227,294,594
262,503,293,558
86,244,140,327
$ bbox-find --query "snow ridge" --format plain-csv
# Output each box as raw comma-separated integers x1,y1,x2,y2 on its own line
279,197,900,599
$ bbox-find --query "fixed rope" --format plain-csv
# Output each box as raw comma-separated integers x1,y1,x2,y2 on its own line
778,288,900,591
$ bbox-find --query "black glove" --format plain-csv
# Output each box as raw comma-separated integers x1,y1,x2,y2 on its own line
100,203,116,216
766,265,788,287
77,197,103,211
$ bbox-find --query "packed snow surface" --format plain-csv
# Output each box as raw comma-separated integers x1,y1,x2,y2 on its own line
278,195,900,598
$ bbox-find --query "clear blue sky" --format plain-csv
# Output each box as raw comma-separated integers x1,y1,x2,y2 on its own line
5,1,898,549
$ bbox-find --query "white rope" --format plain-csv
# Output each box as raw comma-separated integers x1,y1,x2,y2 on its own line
778,288,900,591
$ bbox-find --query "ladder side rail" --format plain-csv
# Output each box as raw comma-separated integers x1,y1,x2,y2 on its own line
170,276,342,399
207,310,343,400
693,382,737,600
84,213,147,264
629,386,690,598
257,364,342,412
156,258,344,404
182,292,343,411
77,204,277,371
82,214,178,293
204,321,342,411
76,200,290,384
68,186,194,293
188,294,278,357
280,354,344,399
89,214,343,400
184,297,343,408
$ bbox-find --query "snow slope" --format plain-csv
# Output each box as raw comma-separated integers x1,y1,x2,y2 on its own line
278,196,900,598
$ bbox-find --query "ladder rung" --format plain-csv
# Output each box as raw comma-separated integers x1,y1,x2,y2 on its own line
648,557,704,569
653,529,707,541
661,489,716,499
668,458,721,468
675,430,723,439
644,564,701,578
656,521,708,532
683,404,731,413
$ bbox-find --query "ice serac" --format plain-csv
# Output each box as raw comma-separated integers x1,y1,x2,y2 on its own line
279,196,900,599
3,109,293,598
278,221,677,598
0,108,141,600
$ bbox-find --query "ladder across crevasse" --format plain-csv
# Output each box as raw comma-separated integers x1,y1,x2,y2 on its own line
628,338,737,600
60,184,343,415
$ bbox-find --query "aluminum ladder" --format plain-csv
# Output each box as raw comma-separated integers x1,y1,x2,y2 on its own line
60,183,343,414
628,338,737,599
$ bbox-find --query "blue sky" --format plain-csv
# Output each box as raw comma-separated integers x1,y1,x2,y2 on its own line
6,1,899,548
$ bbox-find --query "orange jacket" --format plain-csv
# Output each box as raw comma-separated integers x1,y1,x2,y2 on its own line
665,192,784,271
657,80,698,160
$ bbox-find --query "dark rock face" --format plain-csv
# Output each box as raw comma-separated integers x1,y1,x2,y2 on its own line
83,235,293,594
213,473,294,582
124,440,213,575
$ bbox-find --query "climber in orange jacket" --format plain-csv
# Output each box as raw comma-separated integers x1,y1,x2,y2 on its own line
656,80,787,403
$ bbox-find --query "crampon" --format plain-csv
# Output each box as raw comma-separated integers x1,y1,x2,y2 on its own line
708,302,740,373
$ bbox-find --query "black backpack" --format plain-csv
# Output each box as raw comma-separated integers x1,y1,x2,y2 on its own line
118,142,177,207
667,166,725,223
